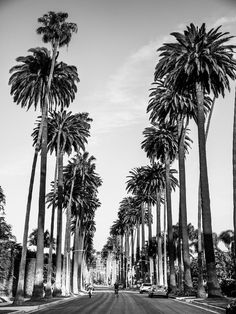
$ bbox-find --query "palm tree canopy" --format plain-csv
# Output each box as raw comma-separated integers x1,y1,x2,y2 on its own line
148,79,212,125
155,23,236,97
32,111,91,153
48,110,90,154
9,47,79,111
37,11,78,48
110,219,125,237
141,123,178,164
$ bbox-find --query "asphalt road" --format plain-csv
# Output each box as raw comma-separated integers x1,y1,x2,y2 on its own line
33,287,220,314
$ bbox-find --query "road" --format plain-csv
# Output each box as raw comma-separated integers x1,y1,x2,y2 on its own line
34,287,221,314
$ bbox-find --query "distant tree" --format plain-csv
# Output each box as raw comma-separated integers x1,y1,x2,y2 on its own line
0,186,6,215
0,217,16,296
28,229,55,249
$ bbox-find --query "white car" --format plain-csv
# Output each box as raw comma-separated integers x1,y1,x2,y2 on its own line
139,283,152,294
148,285,168,298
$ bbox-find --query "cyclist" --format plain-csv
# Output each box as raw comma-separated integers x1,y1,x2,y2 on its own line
87,283,93,298
114,282,119,296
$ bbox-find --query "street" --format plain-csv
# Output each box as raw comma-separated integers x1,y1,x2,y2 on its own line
33,287,221,314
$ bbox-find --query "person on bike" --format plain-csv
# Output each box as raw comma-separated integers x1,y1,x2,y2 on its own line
88,283,93,298
114,282,119,296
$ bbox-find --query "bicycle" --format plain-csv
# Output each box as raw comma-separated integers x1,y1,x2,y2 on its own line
114,288,119,297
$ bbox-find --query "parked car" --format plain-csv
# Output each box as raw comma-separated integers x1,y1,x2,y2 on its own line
148,285,168,298
139,283,152,294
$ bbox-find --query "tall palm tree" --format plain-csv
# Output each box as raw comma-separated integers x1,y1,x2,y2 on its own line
154,23,236,297
47,110,89,296
142,123,178,293
147,79,198,294
119,196,139,287
67,152,102,293
140,163,166,285
9,47,79,304
62,113,92,295
110,219,125,284
31,12,77,300
126,167,149,282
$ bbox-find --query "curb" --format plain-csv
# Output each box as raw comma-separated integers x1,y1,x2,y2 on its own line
0,296,78,314
174,297,227,314
191,300,226,314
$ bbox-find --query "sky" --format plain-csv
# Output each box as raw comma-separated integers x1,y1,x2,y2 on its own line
0,0,236,251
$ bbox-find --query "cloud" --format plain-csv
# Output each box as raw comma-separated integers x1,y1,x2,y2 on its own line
213,16,236,28
84,36,169,135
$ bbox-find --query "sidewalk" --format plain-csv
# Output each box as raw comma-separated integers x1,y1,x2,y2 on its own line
0,294,81,314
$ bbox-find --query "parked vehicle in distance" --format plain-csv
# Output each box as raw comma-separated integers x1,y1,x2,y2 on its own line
148,285,168,298
139,283,152,294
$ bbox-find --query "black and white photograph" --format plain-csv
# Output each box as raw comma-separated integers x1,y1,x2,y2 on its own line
0,0,236,313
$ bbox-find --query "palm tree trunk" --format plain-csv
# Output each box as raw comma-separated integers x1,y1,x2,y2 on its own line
141,203,146,282
147,202,153,283
45,203,56,298
53,151,63,297
197,96,215,298
195,82,221,297
178,118,193,294
120,234,124,285
163,193,167,287
136,222,140,281
77,230,85,291
232,87,236,276
156,192,163,286
130,228,134,285
45,143,59,299
72,216,80,294
124,231,128,287
14,150,39,304
31,102,48,300
197,187,206,298
64,164,77,295
165,155,176,293
31,41,59,301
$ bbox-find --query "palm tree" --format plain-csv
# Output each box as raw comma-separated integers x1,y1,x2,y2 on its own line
147,80,198,294
31,12,77,300
63,113,93,295
142,123,178,293
47,110,89,296
154,22,236,297
32,110,89,296
110,219,125,284
67,152,102,293
126,167,149,282
9,47,79,304
119,197,139,287
140,163,166,285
